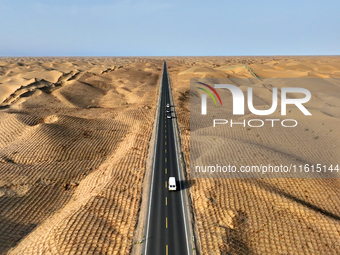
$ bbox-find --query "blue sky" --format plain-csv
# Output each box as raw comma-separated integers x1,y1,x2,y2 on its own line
0,0,339,56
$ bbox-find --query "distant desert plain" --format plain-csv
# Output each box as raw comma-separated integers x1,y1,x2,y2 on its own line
0,56,339,254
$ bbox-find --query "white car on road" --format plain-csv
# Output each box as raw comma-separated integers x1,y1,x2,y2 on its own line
168,177,177,191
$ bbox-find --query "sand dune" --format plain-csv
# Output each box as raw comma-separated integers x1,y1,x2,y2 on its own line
1,56,339,254
0,57,162,254
167,56,340,254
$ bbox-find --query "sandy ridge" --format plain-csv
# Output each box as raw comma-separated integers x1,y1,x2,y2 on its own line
0,58,162,254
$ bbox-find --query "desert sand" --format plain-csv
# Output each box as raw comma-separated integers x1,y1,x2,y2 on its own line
0,57,162,254
1,56,339,255
167,56,340,254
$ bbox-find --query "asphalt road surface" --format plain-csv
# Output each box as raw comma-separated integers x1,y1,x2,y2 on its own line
144,62,192,255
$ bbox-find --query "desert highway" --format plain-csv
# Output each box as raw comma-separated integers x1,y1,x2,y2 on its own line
144,62,193,255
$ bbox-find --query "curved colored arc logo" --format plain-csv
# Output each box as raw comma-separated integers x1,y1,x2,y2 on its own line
196,87,217,106
197,82,222,106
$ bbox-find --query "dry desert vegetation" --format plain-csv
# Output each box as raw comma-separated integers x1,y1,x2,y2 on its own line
167,56,340,254
0,57,162,254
